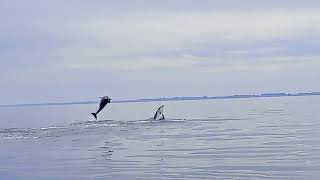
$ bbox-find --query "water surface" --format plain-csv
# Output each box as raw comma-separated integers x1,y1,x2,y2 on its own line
1,96,320,179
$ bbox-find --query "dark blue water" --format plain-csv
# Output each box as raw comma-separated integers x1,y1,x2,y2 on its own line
1,96,320,179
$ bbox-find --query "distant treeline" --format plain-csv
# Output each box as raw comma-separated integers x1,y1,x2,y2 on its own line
1,92,320,107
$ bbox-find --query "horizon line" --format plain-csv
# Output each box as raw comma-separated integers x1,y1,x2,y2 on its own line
1,91,320,107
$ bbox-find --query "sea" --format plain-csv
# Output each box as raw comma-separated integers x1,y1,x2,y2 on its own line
0,96,320,179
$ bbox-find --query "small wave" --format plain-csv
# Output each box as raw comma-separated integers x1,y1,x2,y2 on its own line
70,118,186,128
0,118,186,140
70,120,119,127
0,128,39,139
0,128,36,134
39,126,64,131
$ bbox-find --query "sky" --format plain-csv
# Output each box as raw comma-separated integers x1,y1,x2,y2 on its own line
1,0,320,104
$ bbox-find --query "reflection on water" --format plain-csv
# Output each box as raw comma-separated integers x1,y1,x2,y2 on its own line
1,96,320,179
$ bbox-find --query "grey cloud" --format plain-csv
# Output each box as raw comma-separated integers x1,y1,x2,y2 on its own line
1,1,320,104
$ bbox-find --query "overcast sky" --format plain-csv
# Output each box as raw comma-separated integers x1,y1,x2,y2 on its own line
1,0,320,104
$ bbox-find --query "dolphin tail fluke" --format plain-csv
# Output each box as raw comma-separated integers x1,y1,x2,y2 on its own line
91,113,97,120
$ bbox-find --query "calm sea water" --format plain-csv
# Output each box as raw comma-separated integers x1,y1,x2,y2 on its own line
1,96,320,179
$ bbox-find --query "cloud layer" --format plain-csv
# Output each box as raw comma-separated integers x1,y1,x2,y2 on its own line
1,1,320,104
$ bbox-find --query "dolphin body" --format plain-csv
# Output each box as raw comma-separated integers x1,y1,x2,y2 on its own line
91,96,111,120
153,105,165,120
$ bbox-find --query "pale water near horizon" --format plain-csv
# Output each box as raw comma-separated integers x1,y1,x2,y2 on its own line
0,96,320,179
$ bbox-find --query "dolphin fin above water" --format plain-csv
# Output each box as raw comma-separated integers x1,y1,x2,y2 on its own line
91,113,98,120
91,96,111,120
153,105,165,120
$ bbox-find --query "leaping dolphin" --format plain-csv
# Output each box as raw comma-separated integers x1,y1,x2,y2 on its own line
153,105,165,120
91,96,111,120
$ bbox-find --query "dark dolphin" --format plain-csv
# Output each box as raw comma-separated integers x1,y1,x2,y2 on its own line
91,96,111,120
153,105,165,120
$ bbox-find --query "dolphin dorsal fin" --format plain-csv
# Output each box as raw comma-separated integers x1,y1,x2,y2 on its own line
153,105,165,120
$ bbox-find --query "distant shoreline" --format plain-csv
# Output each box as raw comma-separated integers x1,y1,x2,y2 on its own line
1,92,320,107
